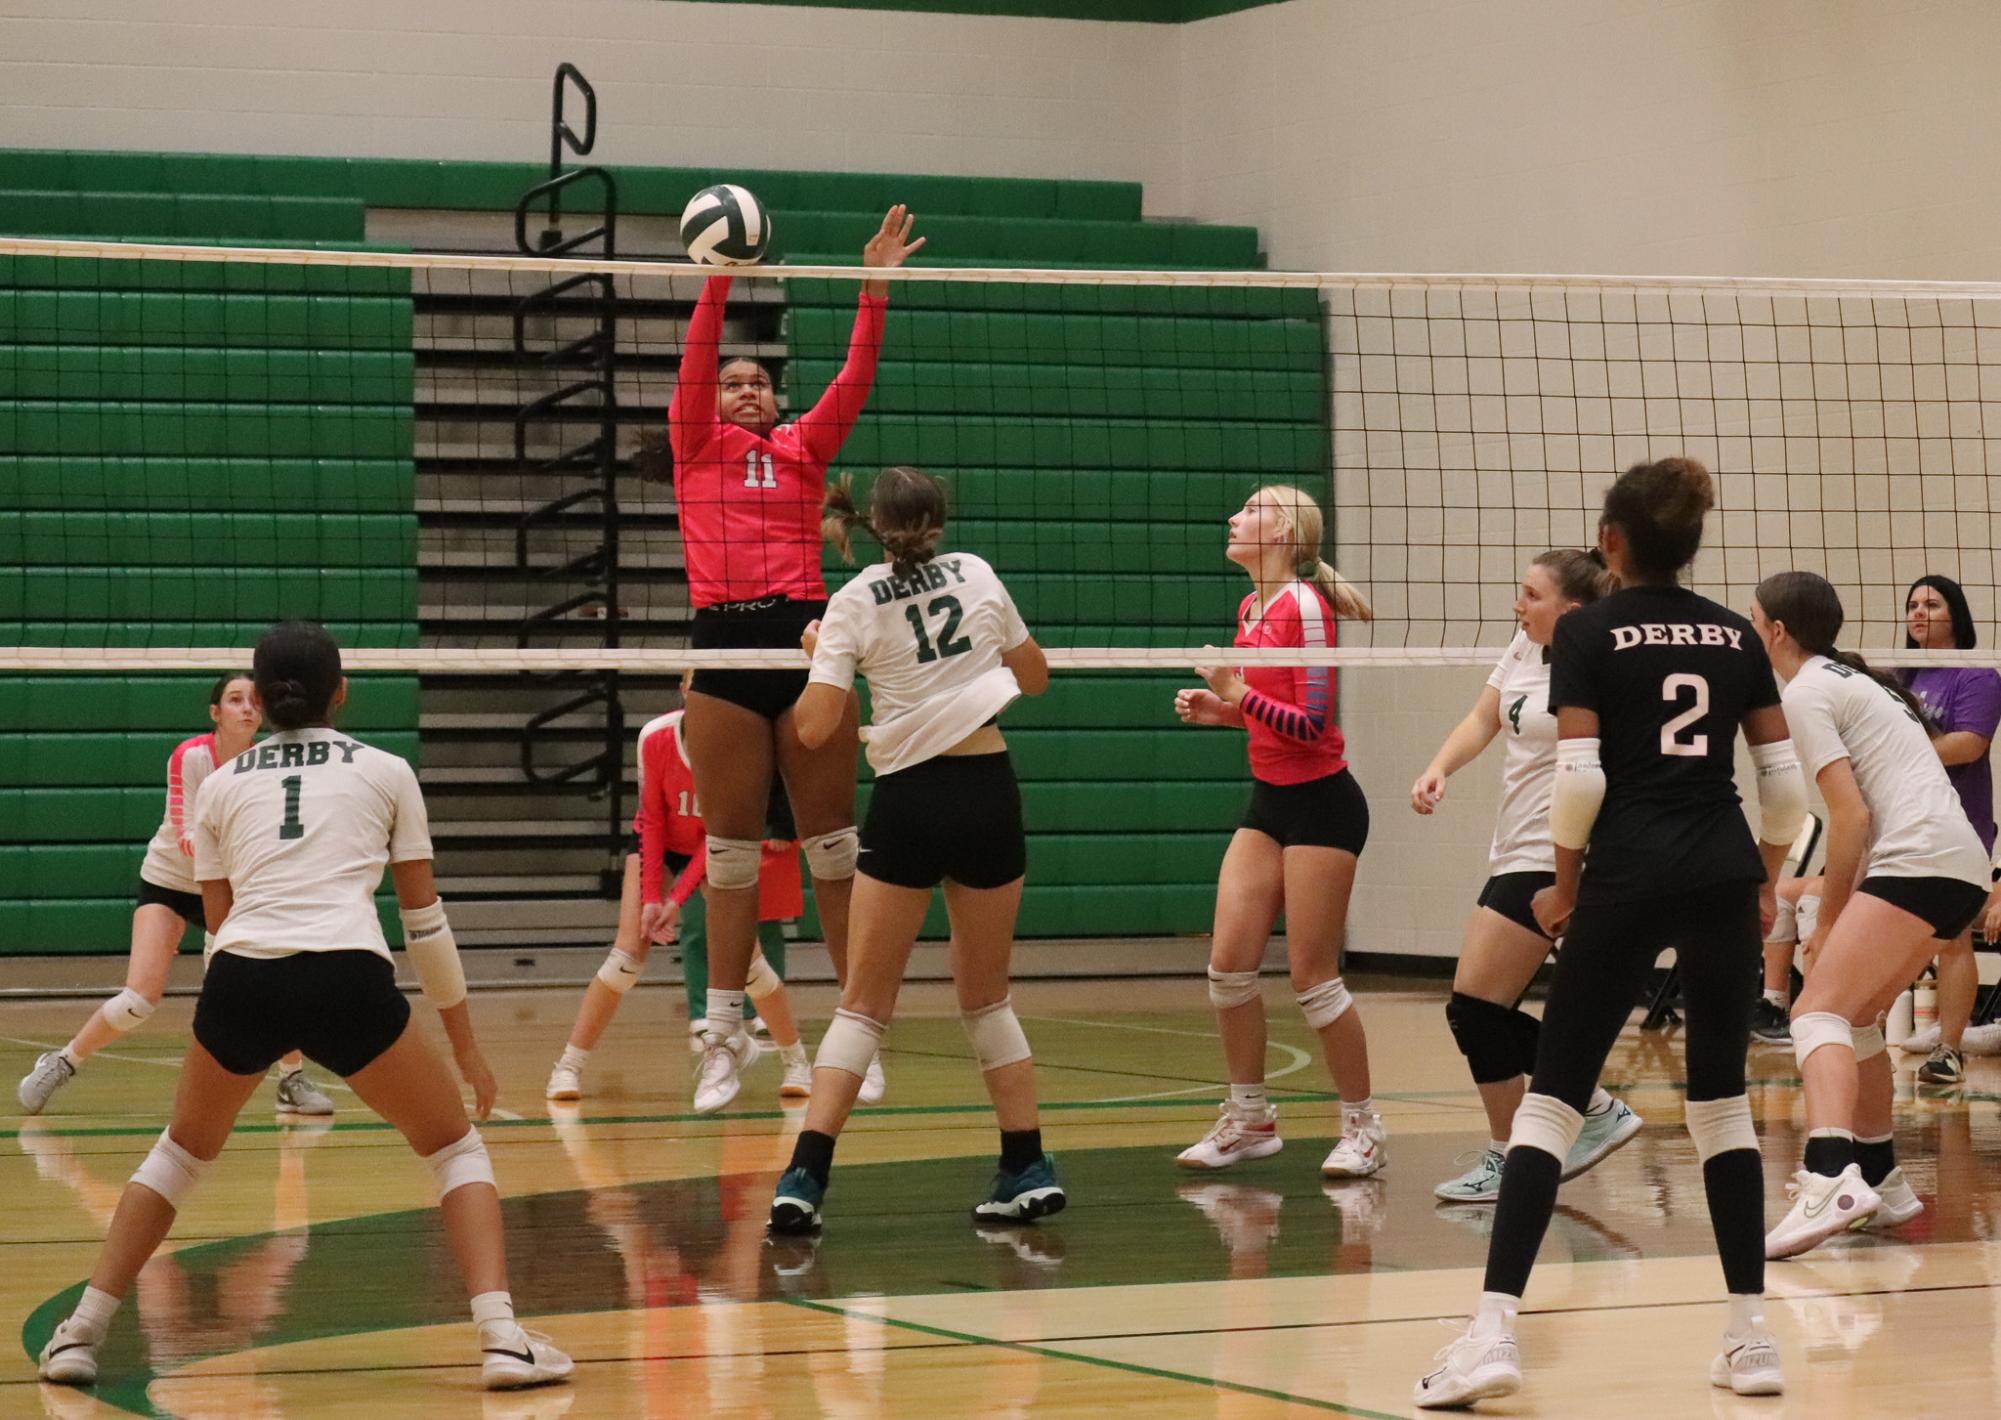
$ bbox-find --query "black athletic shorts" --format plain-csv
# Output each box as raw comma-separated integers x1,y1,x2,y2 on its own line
1856,875,1987,941
688,596,826,721
136,876,205,926
1240,769,1369,854
860,752,1025,890
1477,870,1558,941
193,950,411,1078
622,832,695,883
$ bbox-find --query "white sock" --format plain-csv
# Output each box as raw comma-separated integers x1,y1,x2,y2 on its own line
1472,1290,1519,1335
1342,1095,1375,1123
781,1042,808,1066
1728,1293,1765,1333
1228,1082,1268,1115
59,1044,83,1070
1587,1086,1615,1115
471,1289,518,1343
70,1285,121,1341
704,989,745,1037
559,1044,590,1070
1488,1138,1508,1157
279,1062,304,1080
1763,987,1788,1008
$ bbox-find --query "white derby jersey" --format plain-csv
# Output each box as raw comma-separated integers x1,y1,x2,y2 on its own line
809,551,1030,775
192,727,433,960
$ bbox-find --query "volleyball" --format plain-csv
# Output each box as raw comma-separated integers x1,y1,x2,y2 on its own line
679,183,771,266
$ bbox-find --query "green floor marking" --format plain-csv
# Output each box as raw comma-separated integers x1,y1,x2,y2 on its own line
783,1295,1409,1420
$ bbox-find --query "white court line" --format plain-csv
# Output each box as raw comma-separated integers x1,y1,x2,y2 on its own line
1,1035,534,1118
1018,1013,1223,1041
1091,1043,1313,1104
1,1034,359,1093
1019,1014,1318,1102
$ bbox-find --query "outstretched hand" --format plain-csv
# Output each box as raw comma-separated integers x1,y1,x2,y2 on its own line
863,206,924,299
863,205,925,269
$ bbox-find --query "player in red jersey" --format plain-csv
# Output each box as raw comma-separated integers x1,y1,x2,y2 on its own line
17,674,331,1117
666,205,923,1112
1172,484,1384,1178
544,709,811,1110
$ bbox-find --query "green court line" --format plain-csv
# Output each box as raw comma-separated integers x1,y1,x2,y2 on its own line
782,1295,1408,1420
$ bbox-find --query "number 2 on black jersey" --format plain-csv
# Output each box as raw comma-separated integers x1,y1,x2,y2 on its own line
1660,673,1710,756
278,774,306,840
905,595,973,664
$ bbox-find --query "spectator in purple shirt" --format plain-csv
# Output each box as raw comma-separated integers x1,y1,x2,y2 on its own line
1900,574,2001,1083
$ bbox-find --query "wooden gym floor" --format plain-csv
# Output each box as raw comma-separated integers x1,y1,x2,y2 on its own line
4,976,2000,1419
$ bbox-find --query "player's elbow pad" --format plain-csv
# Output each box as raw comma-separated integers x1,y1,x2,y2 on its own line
400,899,466,1010
1750,738,1808,847
1547,738,1605,851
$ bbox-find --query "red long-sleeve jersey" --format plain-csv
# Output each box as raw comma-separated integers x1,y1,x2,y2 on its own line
635,711,803,917
668,275,886,607
1235,582,1347,785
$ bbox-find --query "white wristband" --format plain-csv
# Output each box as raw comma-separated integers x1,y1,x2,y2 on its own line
1547,737,1606,850
399,898,466,1010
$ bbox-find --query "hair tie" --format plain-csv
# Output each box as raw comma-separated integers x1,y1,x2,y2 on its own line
1296,558,1320,578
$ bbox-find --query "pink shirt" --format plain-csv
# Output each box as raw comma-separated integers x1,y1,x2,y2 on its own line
667,275,886,607
1234,582,1347,786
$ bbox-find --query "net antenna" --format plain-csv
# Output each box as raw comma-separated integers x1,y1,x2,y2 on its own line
507,65,628,872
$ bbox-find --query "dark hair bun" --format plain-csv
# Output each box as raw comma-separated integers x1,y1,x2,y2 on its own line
252,621,343,731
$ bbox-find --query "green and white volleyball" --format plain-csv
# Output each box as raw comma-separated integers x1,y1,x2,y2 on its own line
679,184,771,266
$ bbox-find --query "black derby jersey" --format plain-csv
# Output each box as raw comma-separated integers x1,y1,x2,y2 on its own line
1548,584,1781,907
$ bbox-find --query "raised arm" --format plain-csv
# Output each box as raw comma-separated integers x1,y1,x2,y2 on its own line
668,274,732,456
794,207,923,465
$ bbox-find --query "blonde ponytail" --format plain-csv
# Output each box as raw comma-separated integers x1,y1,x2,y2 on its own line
1304,558,1373,622
1259,483,1371,622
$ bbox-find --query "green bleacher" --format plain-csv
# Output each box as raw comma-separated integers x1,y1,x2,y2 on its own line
0,157,418,952
0,147,1325,948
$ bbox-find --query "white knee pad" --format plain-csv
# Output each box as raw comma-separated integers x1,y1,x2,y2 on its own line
802,827,859,881
814,1008,885,1078
595,948,643,995
705,835,763,891
425,1128,495,1199
961,996,1032,1072
103,987,156,1034
744,952,781,1001
130,1128,210,1209
1208,967,1261,1010
1852,1023,1886,1063
1508,1092,1585,1163
1791,1010,1854,1067
1684,1095,1759,1161
1296,977,1354,1029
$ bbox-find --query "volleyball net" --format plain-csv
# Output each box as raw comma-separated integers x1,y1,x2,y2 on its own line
7,235,2001,951
4,237,2001,671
